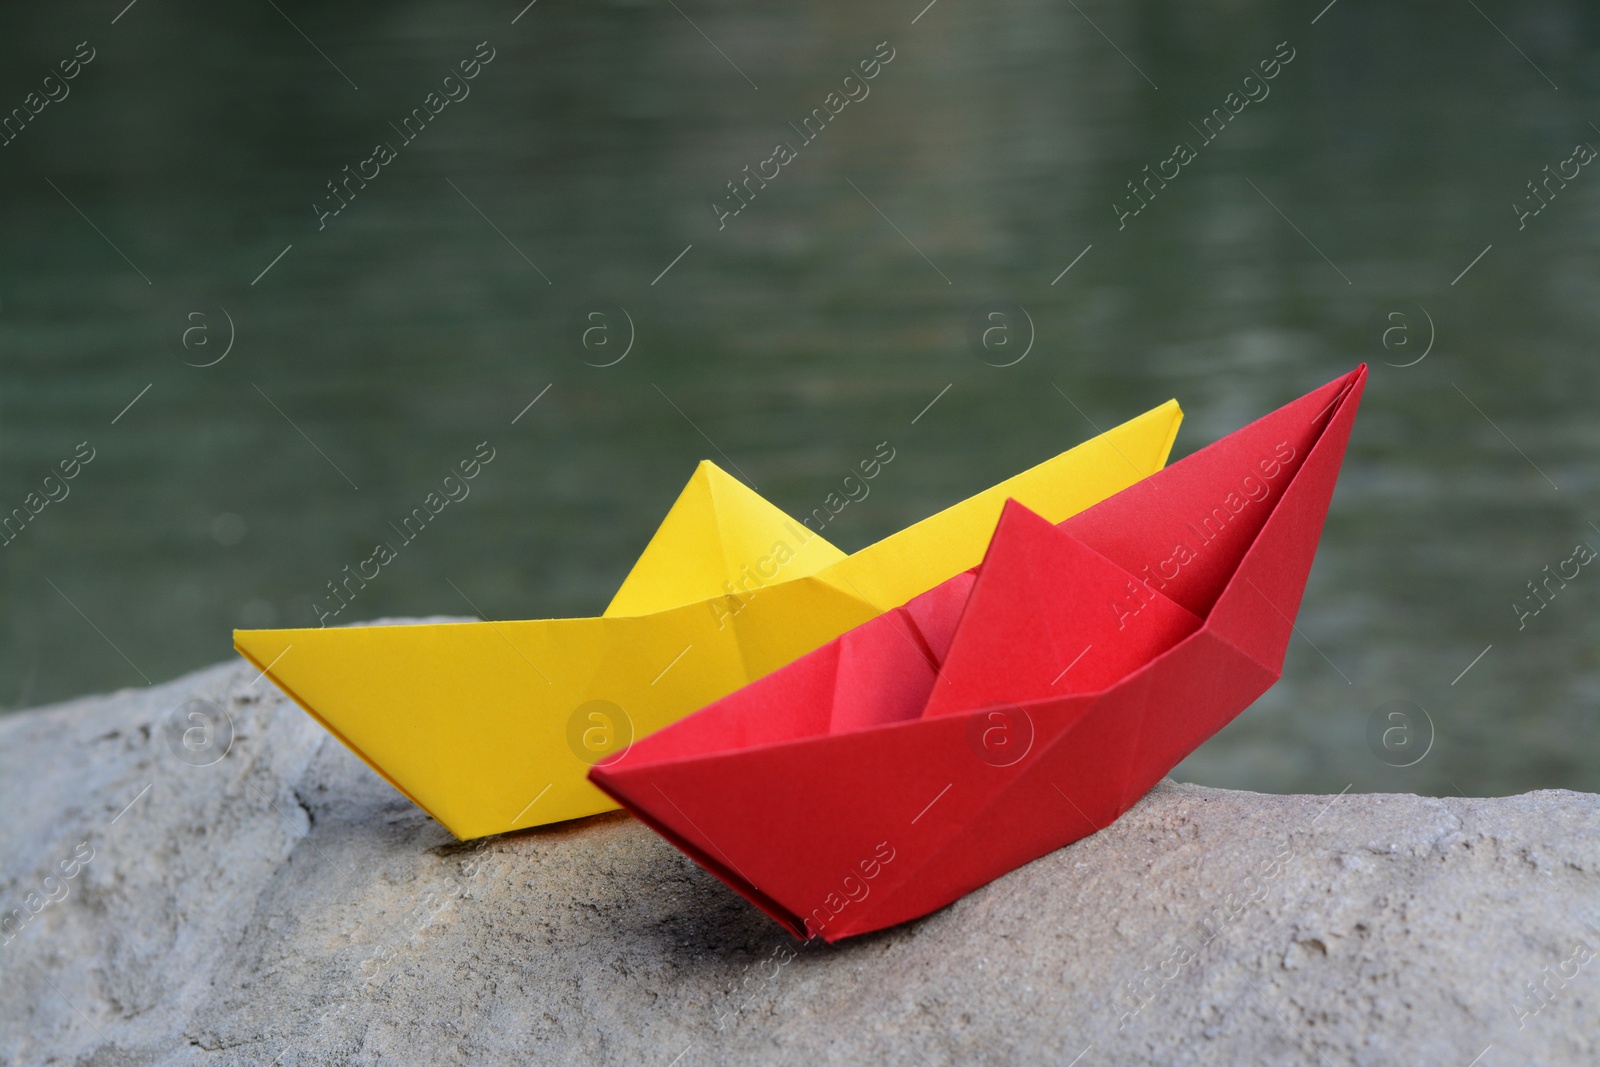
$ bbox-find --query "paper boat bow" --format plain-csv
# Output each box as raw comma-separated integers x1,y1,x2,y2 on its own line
590,366,1366,941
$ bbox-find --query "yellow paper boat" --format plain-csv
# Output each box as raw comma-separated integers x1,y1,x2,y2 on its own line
235,401,1182,838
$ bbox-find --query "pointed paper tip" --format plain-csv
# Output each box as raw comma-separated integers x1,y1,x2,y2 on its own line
978,497,1052,566
995,496,1051,527
694,457,729,480
604,459,845,618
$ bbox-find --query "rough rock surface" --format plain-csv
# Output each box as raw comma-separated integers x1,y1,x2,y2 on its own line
2,637,1597,1067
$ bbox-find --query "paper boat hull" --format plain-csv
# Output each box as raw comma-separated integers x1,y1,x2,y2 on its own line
591,367,1365,940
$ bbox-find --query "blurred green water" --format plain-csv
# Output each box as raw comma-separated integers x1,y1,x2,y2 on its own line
1,0,1597,798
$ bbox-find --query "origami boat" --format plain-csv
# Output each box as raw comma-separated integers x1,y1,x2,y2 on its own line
234,400,1182,838
590,366,1366,941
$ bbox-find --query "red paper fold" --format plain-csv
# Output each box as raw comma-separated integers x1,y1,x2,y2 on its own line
591,366,1366,941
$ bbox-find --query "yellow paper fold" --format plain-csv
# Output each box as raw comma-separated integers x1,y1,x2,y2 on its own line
235,400,1182,839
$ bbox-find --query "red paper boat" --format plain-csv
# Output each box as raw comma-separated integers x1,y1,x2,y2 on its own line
591,366,1366,941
